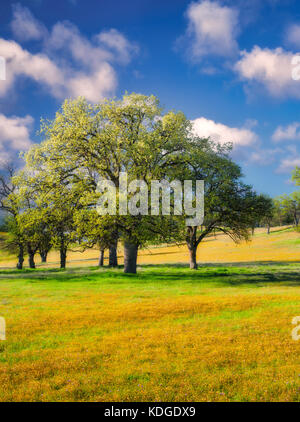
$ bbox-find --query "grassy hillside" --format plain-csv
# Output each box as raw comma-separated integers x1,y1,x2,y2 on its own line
0,226,298,269
1,263,300,401
1,226,299,401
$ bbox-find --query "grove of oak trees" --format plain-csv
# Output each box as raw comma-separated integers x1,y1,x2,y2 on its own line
0,94,275,273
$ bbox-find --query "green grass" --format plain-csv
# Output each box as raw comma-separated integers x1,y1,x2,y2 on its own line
1,263,300,401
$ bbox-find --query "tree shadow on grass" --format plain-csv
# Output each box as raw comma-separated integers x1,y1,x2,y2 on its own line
267,227,294,234
134,261,300,287
0,261,300,288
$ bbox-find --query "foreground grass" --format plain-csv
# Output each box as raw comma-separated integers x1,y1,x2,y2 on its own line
1,263,300,401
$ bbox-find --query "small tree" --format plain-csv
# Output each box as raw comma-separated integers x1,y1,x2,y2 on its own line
273,198,287,226
74,209,118,267
18,170,82,269
41,185,79,269
181,148,265,269
17,208,53,268
276,193,300,227
4,214,25,269
251,194,274,234
12,169,54,268
0,164,26,269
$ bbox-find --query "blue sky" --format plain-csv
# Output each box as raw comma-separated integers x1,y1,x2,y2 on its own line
1,0,300,196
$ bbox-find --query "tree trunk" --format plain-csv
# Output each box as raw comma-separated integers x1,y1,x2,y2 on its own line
60,248,67,269
40,251,47,263
99,249,104,267
124,241,138,274
188,245,198,270
186,226,199,270
16,244,24,270
109,244,118,267
267,224,270,234
27,244,36,269
251,226,255,235
28,252,35,269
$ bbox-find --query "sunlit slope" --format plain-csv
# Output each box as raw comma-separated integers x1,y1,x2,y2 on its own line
0,226,298,269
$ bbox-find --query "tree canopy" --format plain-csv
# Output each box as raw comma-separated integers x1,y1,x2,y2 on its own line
1,93,278,272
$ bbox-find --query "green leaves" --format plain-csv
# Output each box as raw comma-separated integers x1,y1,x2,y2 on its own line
6,92,276,271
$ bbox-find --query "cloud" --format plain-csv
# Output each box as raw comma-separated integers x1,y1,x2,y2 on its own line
177,0,239,62
0,39,65,98
46,22,138,66
96,29,139,64
192,117,257,147
0,37,116,102
0,6,138,102
46,21,113,66
277,156,300,173
276,145,300,173
248,147,282,165
285,23,300,48
67,65,117,103
234,46,300,98
11,3,47,41
272,122,300,142
0,114,33,154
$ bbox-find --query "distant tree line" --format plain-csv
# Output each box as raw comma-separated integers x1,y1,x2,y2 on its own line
249,191,300,235
0,94,276,273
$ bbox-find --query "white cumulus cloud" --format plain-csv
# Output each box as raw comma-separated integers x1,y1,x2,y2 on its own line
11,3,47,41
0,6,138,102
67,66,117,103
0,39,65,98
46,21,113,66
249,147,283,165
285,23,300,48
178,0,239,62
96,28,139,64
192,117,257,147
272,122,300,142
0,114,33,154
276,145,300,173
234,46,300,98
277,156,300,174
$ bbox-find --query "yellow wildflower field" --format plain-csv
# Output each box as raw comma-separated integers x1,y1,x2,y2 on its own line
1,226,298,269
0,226,300,402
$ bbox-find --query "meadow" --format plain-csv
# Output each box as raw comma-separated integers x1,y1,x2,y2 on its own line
1,226,299,269
0,227,300,402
